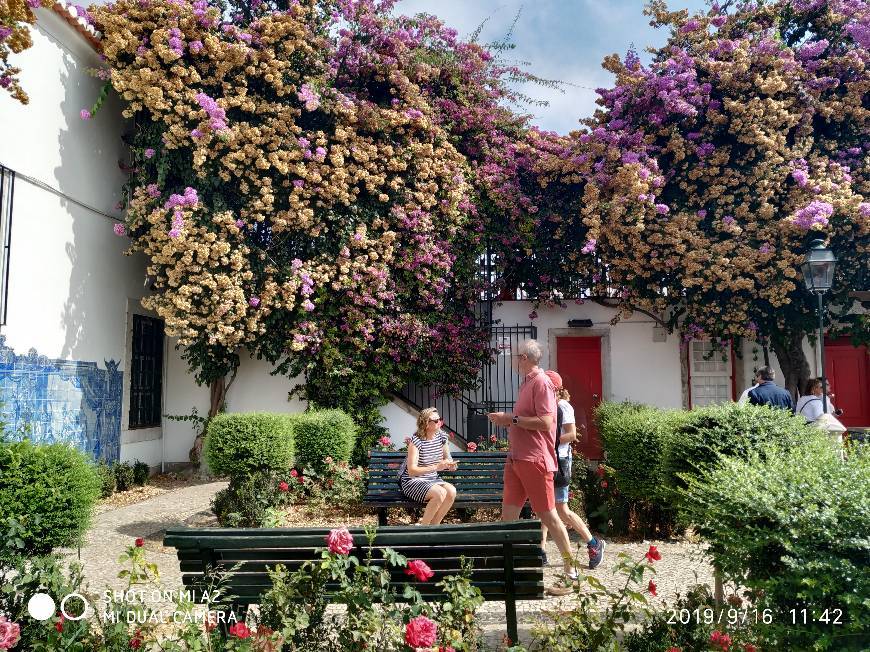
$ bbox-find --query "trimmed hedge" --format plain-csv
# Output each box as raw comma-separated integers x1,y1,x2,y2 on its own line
205,413,297,478
0,440,101,554
662,402,814,503
681,435,869,650
293,409,357,472
597,402,689,504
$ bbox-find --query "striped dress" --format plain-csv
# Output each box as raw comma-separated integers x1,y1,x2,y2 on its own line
398,431,448,503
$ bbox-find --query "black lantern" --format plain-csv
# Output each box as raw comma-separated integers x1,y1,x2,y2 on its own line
801,239,837,413
800,239,837,293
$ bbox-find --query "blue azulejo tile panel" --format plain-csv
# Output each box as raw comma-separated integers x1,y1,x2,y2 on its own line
0,336,122,461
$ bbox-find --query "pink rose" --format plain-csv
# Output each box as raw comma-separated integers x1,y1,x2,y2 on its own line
0,616,21,650
378,436,391,446
405,559,434,582
467,442,478,452
404,615,437,648
326,527,353,555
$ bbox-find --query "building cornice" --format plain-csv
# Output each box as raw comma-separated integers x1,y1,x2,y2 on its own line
49,0,101,52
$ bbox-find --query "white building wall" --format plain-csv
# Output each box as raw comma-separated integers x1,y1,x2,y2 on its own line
492,300,684,408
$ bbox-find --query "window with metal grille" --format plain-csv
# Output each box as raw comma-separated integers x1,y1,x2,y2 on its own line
128,314,164,429
0,166,14,325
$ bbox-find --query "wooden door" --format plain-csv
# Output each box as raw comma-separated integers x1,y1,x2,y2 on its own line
824,338,870,428
556,336,603,459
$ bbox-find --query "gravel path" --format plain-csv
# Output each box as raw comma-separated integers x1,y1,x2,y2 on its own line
68,482,715,647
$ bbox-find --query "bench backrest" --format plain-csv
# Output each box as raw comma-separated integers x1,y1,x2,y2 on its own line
164,520,543,606
366,451,508,502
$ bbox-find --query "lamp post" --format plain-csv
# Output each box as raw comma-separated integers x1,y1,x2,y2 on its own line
800,239,837,412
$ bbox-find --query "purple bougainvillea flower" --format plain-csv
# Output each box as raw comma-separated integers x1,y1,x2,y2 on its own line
113,223,126,236
144,148,155,159
80,109,91,120
249,296,260,307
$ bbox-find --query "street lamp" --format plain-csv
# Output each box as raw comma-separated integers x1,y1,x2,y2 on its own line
800,239,837,412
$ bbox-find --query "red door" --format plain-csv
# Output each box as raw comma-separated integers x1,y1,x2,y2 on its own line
556,336,603,459
824,338,870,428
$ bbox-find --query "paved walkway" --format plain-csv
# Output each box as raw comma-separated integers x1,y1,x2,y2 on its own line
68,482,714,646
68,480,228,596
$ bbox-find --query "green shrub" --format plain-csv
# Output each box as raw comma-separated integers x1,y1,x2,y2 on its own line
211,471,284,527
597,402,688,504
293,409,356,472
681,436,869,650
96,460,116,497
204,412,297,478
0,440,101,554
114,461,134,492
662,402,813,503
132,460,150,486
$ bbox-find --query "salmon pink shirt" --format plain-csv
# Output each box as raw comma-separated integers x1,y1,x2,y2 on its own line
508,369,558,472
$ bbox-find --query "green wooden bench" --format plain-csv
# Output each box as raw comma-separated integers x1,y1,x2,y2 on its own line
163,520,544,643
366,450,530,525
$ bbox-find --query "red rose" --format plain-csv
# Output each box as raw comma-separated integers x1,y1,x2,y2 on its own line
405,560,434,582
596,466,605,477
648,580,657,596
290,469,298,477
278,481,289,492
710,631,732,650
135,537,144,547
229,622,251,639
743,645,757,652
667,648,682,652
600,480,608,488
645,545,661,563
297,474,304,483
490,435,497,442
130,629,143,649
467,442,478,452
404,615,437,648
55,614,65,633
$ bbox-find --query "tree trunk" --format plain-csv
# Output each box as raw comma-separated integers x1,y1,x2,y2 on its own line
188,369,237,467
769,330,811,399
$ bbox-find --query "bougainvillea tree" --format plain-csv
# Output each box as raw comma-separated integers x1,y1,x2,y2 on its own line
0,0,54,103
91,0,561,457
534,0,869,395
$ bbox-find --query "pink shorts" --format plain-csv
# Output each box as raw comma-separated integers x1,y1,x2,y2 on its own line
502,457,555,514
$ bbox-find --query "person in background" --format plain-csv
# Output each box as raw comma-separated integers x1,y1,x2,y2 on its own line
398,407,458,525
540,371,606,570
487,339,579,585
795,378,842,424
747,366,794,410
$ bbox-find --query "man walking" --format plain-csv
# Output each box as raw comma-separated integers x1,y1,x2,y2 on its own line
488,340,604,585
747,366,794,410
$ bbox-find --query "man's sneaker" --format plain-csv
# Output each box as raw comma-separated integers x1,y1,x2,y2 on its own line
541,549,549,566
588,539,606,570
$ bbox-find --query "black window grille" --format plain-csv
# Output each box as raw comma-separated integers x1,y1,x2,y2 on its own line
0,166,14,325
128,314,164,429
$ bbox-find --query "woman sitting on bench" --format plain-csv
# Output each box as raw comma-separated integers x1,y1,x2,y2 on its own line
398,407,458,524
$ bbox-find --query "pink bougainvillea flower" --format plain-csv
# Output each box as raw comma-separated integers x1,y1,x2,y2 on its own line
326,527,354,555
404,615,437,648
80,109,91,120
113,223,126,236
405,559,434,582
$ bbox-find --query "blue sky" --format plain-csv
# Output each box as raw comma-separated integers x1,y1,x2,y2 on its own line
397,0,709,133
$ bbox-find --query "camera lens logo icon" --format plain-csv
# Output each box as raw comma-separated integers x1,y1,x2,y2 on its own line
27,592,89,621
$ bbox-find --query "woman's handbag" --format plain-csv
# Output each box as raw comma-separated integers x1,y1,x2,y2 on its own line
553,404,572,488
